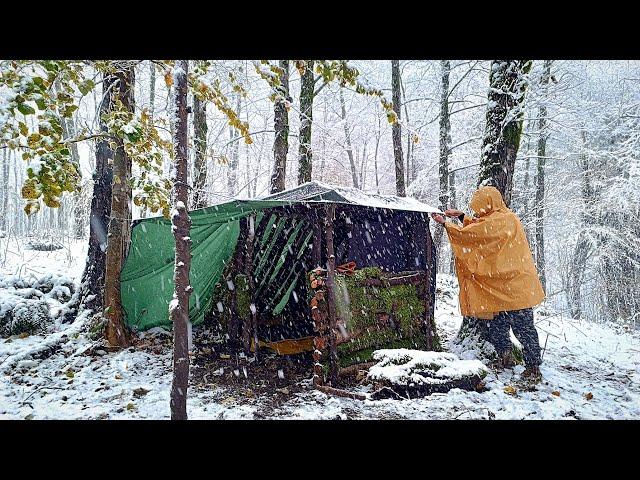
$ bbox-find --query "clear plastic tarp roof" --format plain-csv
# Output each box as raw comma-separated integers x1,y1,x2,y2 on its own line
261,181,442,214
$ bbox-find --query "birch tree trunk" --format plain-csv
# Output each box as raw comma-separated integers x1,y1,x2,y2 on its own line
298,60,315,184
104,64,135,348
391,60,405,196
169,60,192,421
477,60,532,207
339,88,359,188
191,94,208,208
270,60,289,193
534,60,552,291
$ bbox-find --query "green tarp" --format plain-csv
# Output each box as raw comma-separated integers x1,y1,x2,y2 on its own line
121,199,289,331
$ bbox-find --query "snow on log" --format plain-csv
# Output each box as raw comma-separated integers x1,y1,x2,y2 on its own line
368,348,488,399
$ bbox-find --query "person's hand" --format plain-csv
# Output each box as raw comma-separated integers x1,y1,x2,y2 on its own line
444,209,464,218
431,213,446,224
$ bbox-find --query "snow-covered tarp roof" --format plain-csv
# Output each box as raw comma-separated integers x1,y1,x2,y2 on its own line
261,181,442,214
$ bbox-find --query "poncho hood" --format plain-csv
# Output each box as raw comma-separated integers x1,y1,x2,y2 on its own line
470,186,507,216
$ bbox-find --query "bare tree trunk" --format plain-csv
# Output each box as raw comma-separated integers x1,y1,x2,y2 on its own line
567,130,594,319
374,109,381,194
534,60,552,292
298,60,315,184
59,109,84,239
104,64,135,348
1,149,8,233
169,60,192,421
521,133,533,245
339,88,359,188
149,61,156,118
391,60,405,197
141,62,155,217
360,141,368,190
191,94,208,208
434,60,451,261
78,73,114,313
319,100,328,182
400,72,413,185
226,94,241,196
448,170,457,275
270,60,289,193
458,60,532,355
477,60,532,206
13,151,20,235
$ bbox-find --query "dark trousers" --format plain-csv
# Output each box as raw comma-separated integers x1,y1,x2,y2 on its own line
487,308,542,367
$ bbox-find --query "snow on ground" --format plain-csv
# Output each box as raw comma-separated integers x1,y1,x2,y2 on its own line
0,238,638,419
0,235,86,280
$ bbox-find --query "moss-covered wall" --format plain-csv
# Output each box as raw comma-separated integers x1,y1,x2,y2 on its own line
312,267,440,368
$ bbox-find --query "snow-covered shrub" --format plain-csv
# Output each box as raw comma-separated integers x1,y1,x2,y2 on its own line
0,272,76,336
0,298,51,336
24,239,64,251
0,273,75,302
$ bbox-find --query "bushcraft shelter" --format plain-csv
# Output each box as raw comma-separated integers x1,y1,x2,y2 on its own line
121,181,442,385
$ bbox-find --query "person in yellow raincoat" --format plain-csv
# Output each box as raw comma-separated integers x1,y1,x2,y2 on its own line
431,186,545,380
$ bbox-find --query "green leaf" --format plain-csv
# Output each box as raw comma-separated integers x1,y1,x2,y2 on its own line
35,98,46,110
63,105,78,117
42,61,59,72
78,79,95,96
17,103,36,116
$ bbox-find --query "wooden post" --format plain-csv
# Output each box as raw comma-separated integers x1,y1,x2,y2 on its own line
423,214,436,350
229,218,248,350
324,204,340,386
312,209,322,268
249,215,259,359
310,207,326,388
242,215,257,354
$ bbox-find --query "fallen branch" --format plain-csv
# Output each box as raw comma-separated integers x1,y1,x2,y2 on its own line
315,384,368,401
339,362,376,377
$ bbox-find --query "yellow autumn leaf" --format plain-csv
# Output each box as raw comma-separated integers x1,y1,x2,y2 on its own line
503,385,517,395
551,390,561,397
164,72,173,88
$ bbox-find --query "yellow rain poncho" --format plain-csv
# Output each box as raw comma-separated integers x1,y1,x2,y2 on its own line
444,186,545,319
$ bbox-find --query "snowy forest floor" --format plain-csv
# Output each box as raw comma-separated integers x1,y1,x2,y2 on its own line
1,238,639,420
